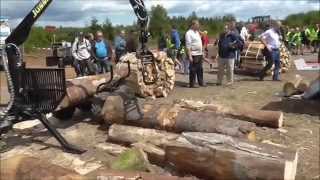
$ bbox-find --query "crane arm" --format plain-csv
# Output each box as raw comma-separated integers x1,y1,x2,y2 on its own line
5,0,53,46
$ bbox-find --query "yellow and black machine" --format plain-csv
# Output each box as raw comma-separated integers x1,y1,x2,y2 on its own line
0,0,154,154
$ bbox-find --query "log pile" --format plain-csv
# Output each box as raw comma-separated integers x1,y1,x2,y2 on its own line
241,41,291,74
283,75,320,99
94,96,299,179
108,124,298,180
120,51,175,98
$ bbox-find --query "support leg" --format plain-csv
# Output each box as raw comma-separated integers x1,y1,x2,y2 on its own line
38,114,86,154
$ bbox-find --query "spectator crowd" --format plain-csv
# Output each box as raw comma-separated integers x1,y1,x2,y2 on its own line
71,20,320,88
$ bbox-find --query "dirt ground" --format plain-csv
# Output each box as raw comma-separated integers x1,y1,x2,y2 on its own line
0,51,319,179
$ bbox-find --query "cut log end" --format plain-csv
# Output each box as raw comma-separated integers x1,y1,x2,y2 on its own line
284,151,299,180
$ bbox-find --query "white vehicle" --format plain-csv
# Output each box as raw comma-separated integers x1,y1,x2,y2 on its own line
0,17,11,48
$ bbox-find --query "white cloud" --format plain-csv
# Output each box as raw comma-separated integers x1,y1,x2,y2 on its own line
0,0,318,28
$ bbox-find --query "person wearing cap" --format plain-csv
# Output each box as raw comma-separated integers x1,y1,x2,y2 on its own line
92,31,113,73
114,30,127,63
72,32,92,77
258,20,282,81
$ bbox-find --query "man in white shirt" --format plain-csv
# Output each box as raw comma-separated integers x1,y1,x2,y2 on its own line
240,26,249,41
72,32,91,76
258,20,282,81
185,20,205,88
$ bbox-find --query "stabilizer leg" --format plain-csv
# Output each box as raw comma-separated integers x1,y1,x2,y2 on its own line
38,114,86,154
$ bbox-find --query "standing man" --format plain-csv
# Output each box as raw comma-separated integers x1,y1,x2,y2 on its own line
258,21,282,81
171,25,182,71
72,32,91,77
92,31,113,74
217,23,243,86
114,30,127,63
185,20,205,88
230,21,243,68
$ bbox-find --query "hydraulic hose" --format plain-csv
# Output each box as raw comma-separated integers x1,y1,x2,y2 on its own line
0,44,21,120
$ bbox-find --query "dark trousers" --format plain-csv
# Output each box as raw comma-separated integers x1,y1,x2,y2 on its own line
73,59,90,77
259,49,280,80
189,55,204,86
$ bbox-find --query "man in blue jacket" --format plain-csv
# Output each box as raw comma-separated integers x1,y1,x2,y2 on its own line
217,23,243,86
92,31,113,74
170,25,181,69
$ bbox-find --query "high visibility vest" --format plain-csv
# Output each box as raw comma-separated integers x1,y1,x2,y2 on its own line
166,38,174,49
305,28,311,38
292,32,302,44
309,28,317,41
286,32,293,42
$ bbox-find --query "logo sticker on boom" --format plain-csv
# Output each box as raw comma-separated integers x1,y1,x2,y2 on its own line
32,0,50,18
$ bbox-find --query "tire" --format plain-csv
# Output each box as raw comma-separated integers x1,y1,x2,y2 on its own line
52,106,76,120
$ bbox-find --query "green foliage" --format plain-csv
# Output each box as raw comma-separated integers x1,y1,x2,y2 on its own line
284,10,320,28
111,148,148,171
149,5,171,38
22,4,317,52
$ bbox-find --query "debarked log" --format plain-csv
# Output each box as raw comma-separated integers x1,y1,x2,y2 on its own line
177,99,283,128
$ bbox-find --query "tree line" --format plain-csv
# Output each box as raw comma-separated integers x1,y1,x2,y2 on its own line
22,4,319,52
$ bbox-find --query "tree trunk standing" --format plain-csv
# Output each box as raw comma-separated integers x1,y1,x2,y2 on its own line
177,99,283,128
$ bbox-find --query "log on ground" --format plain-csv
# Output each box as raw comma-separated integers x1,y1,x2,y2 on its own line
177,99,283,128
165,132,298,180
105,102,256,139
283,74,303,97
0,155,85,180
108,125,298,180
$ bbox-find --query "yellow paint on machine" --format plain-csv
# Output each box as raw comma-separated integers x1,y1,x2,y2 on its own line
32,0,50,18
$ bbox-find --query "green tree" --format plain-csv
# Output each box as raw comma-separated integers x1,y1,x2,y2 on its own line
149,5,171,38
89,17,102,33
102,18,114,40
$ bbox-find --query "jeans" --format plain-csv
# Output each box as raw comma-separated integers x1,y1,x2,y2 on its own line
235,50,241,67
182,54,189,74
73,58,90,77
189,55,204,86
217,57,235,84
259,49,280,80
96,57,112,74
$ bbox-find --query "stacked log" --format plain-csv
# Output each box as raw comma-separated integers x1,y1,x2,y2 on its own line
241,41,291,74
108,124,299,180
120,51,175,98
241,41,265,71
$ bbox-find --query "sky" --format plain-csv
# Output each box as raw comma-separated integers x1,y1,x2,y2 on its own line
0,0,319,28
